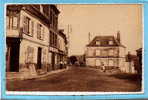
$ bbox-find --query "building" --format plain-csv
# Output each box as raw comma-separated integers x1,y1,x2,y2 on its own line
57,29,68,68
136,48,142,74
125,52,138,73
6,4,67,79
85,31,126,70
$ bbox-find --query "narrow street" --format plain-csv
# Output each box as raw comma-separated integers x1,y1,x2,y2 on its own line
6,66,141,92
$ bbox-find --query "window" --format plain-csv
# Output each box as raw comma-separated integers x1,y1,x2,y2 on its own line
43,5,49,16
40,5,43,13
41,27,44,40
37,23,42,39
50,31,57,47
101,50,107,56
6,16,10,29
109,41,113,45
29,21,34,36
23,16,30,34
109,49,114,56
109,60,114,66
12,17,17,29
96,50,101,56
31,21,34,36
50,31,54,46
6,16,18,29
96,41,100,45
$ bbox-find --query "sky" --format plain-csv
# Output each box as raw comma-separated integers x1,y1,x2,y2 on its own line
57,4,143,56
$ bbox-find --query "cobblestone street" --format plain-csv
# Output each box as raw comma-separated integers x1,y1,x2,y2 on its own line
6,66,141,92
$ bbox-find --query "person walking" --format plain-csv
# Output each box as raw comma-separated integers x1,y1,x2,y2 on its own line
101,62,105,72
59,61,63,69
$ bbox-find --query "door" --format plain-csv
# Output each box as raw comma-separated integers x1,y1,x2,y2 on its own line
7,44,20,72
37,47,42,69
51,52,55,70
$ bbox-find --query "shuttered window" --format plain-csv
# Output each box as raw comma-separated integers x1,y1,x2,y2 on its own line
23,16,30,34
6,16,18,29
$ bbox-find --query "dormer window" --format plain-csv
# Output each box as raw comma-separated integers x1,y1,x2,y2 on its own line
96,41,100,45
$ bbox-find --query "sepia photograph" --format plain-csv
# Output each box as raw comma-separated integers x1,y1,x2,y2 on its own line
5,4,143,94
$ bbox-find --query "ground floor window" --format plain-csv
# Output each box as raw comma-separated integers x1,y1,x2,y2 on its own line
96,59,101,66
109,60,114,66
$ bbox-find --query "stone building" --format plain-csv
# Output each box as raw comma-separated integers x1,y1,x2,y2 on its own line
85,31,126,70
6,4,67,79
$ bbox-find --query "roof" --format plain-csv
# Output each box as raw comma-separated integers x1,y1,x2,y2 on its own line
86,36,126,48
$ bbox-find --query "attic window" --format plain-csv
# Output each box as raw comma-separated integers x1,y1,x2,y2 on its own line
96,41,100,45
109,41,113,45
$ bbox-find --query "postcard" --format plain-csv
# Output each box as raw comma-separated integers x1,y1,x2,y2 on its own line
1,0,148,100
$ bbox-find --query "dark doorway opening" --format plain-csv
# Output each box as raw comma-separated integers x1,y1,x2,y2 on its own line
37,47,42,69
6,38,20,72
51,52,55,70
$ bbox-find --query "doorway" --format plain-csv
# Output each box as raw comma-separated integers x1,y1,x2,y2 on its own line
37,47,42,69
6,44,20,72
51,52,55,70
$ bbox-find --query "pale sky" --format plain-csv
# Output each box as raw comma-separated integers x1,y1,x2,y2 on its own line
58,4,143,56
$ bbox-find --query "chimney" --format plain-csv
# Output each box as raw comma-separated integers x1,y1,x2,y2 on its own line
117,31,120,43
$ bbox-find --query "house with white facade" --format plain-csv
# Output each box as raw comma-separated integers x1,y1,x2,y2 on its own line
85,32,126,71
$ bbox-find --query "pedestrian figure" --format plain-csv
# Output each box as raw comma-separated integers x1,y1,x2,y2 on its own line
59,61,63,69
101,62,105,72
64,61,67,68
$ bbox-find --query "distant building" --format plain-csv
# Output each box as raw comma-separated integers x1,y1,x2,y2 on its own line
136,48,142,74
57,29,68,67
6,4,67,79
125,52,138,73
85,31,126,70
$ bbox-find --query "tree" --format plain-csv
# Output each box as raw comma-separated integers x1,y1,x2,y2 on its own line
69,56,77,65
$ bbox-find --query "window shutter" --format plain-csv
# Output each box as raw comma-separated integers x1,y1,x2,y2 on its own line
31,21,34,36
6,16,10,29
41,27,44,40
12,16,18,29
23,16,26,33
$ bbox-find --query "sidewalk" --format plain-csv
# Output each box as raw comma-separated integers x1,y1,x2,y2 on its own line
6,67,69,80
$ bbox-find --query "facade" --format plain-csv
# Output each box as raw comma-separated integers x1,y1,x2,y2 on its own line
6,4,67,78
125,53,137,73
85,32,126,70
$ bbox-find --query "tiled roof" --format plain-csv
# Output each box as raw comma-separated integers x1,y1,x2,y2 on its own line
86,36,126,48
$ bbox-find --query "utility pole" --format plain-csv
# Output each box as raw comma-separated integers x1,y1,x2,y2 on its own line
88,32,91,43
67,24,72,56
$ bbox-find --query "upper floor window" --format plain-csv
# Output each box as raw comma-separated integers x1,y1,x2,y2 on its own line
40,5,43,13
37,23,42,40
96,49,101,56
23,16,30,34
101,50,108,56
6,16,18,29
23,16,34,36
50,31,57,47
96,41,100,45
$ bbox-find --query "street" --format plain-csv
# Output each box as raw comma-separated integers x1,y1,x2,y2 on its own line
6,66,141,92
